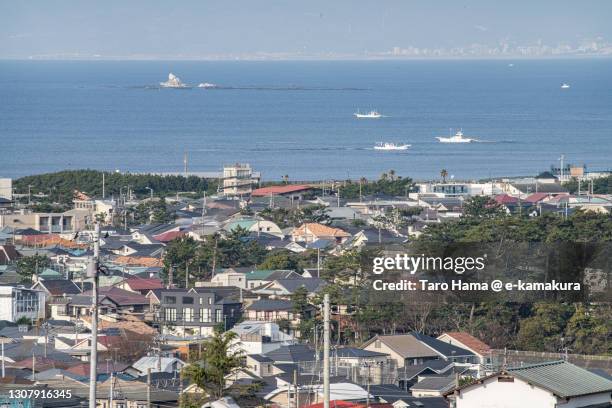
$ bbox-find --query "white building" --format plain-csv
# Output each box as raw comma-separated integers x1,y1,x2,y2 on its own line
0,178,11,201
447,360,612,408
223,163,256,197
230,320,296,355
0,285,46,322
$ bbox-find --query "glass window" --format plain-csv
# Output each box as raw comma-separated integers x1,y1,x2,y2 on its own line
200,309,211,323
164,308,177,321
164,296,176,304
183,307,194,322
215,309,223,323
183,297,194,304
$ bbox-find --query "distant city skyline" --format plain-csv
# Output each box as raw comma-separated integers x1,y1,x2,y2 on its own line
2,0,612,60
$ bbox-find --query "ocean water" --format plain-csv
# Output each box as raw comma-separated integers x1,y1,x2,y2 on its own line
1,59,611,181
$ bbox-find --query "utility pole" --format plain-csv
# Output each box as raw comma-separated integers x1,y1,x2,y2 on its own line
147,368,152,408
109,372,114,408
88,222,101,408
102,172,105,200
323,294,330,408
294,369,299,408
366,363,371,407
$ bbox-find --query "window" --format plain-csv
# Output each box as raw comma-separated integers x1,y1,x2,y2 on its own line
164,296,176,304
200,309,211,323
164,308,177,321
199,298,203,305
183,297,194,304
375,339,381,348
208,297,213,305
15,290,39,313
183,307,194,322
215,309,223,323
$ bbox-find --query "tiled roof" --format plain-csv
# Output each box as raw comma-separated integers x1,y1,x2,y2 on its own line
507,360,612,398
252,185,312,197
114,256,163,267
84,286,148,306
524,192,550,203
153,230,187,242
411,331,474,358
440,332,491,355
34,279,82,296
246,299,294,312
362,334,439,359
494,194,519,205
293,223,350,238
410,375,456,392
123,277,164,291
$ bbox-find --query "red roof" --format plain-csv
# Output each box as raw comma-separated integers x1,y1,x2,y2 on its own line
252,184,312,197
153,230,186,242
524,192,550,204
124,277,164,291
494,194,519,205
441,332,491,355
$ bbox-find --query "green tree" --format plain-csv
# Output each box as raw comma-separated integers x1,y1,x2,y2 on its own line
440,169,448,183
163,237,199,286
517,303,573,352
462,196,506,219
259,250,300,271
181,329,244,399
16,255,51,282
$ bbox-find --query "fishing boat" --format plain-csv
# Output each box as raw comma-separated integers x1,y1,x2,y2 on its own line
436,129,476,143
354,110,382,119
160,73,188,88
373,142,410,150
561,83,571,89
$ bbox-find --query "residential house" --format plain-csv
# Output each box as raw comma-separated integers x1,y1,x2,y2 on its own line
362,333,475,368
411,375,457,397
114,277,164,294
230,320,297,355
244,269,301,290
0,285,46,322
251,278,328,297
225,218,284,238
292,223,351,244
0,244,20,264
446,360,612,408
437,332,492,366
128,355,186,376
155,288,242,336
244,299,310,334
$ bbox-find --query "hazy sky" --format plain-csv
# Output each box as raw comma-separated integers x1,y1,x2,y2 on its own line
2,0,611,58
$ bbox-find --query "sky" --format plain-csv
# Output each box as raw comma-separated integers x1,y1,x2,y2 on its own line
1,0,611,59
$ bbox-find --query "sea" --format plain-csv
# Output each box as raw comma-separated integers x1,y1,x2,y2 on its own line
1,59,611,181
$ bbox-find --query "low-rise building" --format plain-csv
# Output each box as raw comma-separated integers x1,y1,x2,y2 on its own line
0,285,46,322
446,360,612,408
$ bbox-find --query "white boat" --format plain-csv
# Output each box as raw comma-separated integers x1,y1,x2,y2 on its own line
354,110,382,119
436,130,475,143
561,83,571,89
374,142,410,150
160,73,187,88
198,82,217,89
